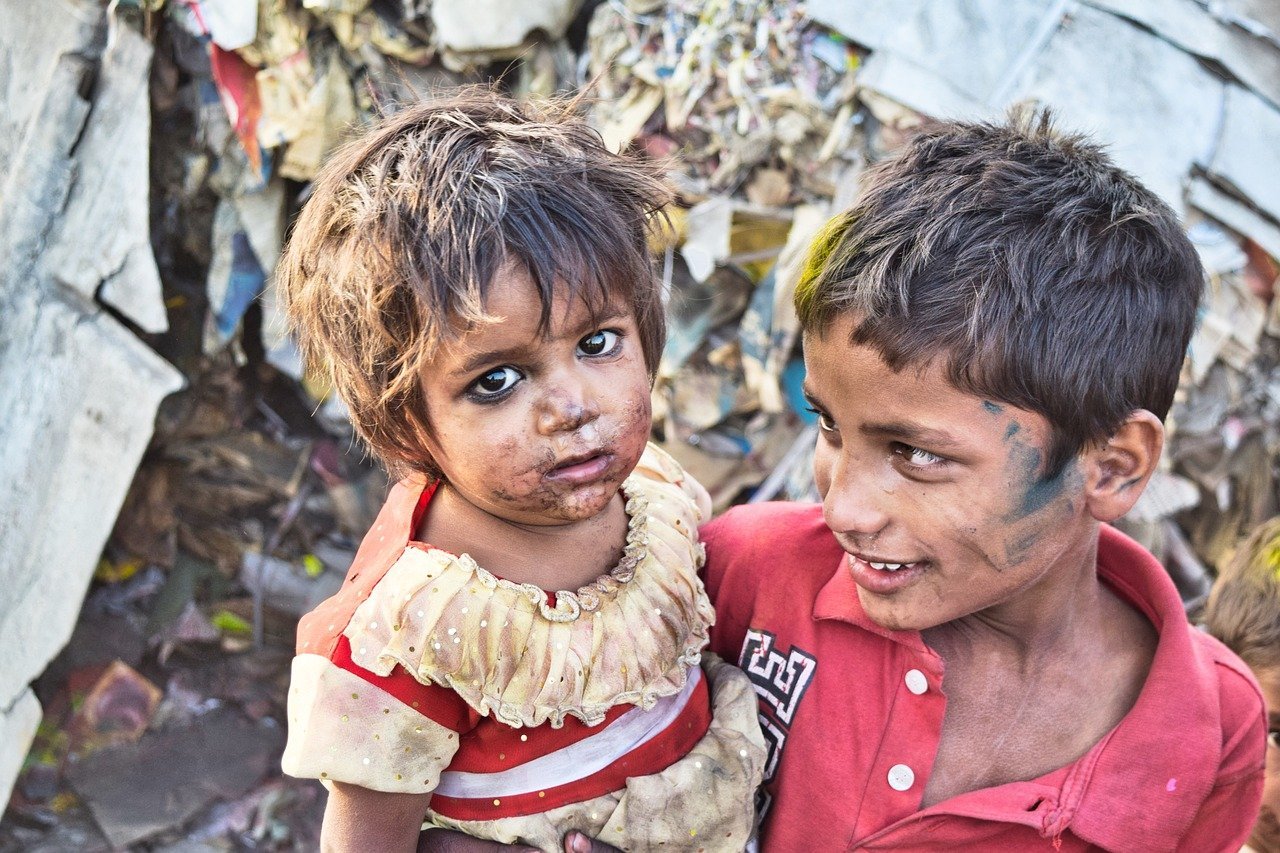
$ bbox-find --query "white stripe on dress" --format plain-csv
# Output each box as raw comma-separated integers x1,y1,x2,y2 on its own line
434,665,703,799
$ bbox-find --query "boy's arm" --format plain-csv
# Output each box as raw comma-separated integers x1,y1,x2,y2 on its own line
322,782,433,852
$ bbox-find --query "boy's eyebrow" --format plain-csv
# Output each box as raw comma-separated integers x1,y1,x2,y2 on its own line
860,420,966,450
801,384,965,449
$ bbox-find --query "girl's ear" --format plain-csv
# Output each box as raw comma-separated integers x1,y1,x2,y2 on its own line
1081,410,1164,523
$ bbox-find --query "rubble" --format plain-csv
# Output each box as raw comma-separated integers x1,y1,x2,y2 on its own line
2,0,1278,847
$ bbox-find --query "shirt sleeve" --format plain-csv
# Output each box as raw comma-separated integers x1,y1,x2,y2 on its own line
282,634,477,794
1178,659,1267,850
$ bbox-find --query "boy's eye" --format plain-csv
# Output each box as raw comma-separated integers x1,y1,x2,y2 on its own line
471,366,521,397
1269,729,1279,750
578,329,619,356
804,406,837,432
894,443,946,467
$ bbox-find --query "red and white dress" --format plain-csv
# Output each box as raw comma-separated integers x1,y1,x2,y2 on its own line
282,444,765,852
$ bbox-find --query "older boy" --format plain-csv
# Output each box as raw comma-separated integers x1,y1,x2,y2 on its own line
689,111,1267,850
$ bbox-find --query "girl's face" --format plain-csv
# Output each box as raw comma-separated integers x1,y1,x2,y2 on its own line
417,263,652,527
1255,667,1280,853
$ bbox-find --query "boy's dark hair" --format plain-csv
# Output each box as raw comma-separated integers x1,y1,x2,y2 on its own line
278,88,672,479
795,108,1203,474
1205,518,1280,675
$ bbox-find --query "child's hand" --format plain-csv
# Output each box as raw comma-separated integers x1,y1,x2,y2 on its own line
416,828,538,853
562,831,622,853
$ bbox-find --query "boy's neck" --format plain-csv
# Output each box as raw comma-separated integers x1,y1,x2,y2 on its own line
921,531,1108,665
918,530,1159,806
417,483,631,592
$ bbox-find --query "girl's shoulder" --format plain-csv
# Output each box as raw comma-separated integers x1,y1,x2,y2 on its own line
632,442,713,522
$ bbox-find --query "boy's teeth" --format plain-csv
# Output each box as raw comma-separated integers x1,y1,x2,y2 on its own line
868,560,907,571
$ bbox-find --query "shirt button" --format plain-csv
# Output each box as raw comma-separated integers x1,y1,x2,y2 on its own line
905,669,928,695
888,764,915,791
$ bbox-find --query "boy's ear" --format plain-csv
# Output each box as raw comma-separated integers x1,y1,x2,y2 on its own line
1081,410,1164,523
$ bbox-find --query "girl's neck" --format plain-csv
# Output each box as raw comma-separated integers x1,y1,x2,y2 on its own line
416,482,631,591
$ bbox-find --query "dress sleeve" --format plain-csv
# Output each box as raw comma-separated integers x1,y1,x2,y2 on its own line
1177,659,1267,850
282,633,477,794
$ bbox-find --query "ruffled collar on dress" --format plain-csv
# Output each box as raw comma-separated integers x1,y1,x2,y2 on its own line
341,447,715,728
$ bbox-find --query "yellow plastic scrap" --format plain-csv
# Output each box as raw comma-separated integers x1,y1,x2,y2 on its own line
303,553,325,578
729,211,793,283
648,205,688,254
211,610,253,635
94,557,141,584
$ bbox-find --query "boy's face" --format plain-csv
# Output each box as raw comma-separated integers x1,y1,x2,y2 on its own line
417,263,652,527
802,315,1099,633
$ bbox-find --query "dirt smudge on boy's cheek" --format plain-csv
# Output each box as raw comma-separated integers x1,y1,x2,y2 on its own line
1004,422,1021,440
1000,462,1082,566
1001,529,1045,568
1017,461,1071,519
1000,433,1077,522
981,400,1003,415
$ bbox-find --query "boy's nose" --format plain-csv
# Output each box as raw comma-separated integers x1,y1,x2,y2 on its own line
819,453,891,538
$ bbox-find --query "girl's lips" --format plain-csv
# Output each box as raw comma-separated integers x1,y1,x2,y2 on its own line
846,553,927,595
544,452,614,484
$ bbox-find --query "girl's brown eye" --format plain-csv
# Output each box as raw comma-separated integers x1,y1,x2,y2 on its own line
471,366,520,397
578,329,618,356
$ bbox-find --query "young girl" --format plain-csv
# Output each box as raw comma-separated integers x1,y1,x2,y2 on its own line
1205,518,1280,853
277,91,765,852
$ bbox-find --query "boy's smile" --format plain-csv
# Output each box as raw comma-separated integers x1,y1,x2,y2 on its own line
417,262,652,528
802,316,1102,633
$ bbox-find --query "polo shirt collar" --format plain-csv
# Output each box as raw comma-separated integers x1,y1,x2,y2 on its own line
1061,524,1220,852
812,524,1219,851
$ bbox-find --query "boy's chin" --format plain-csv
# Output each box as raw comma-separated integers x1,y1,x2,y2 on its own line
855,587,942,634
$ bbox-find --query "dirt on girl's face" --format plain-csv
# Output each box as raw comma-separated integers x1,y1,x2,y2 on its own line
802,316,1098,633
416,263,652,528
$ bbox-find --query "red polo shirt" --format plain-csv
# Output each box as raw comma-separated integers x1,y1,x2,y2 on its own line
702,502,1266,852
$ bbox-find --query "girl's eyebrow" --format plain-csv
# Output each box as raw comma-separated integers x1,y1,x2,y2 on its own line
452,343,533,377
568,304,628,336
451,306,632,377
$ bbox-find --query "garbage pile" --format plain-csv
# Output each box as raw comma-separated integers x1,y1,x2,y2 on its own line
2,0,1278,848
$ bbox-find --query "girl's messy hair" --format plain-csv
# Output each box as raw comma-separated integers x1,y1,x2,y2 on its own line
278,87,672,478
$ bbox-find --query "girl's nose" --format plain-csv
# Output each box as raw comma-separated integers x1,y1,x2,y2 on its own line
536,382,601,436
